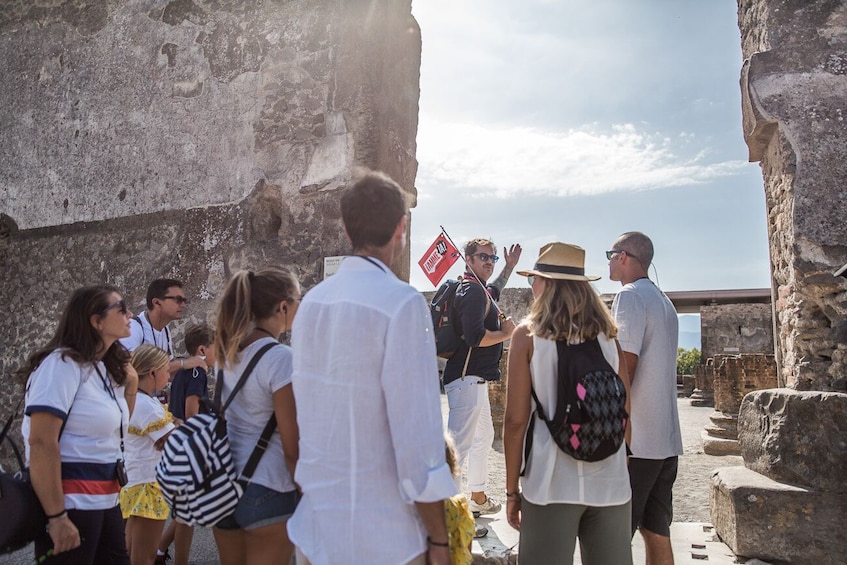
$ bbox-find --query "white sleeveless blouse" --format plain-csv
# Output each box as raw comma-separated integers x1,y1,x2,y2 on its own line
521,333,631,507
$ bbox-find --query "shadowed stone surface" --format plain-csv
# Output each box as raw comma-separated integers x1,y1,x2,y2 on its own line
0,0,421,461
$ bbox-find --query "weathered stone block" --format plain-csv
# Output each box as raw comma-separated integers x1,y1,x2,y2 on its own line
739,389,847,493
711,466,846,565
701,430,741,456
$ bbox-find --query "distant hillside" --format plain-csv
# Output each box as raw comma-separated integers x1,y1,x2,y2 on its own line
679,331,701,351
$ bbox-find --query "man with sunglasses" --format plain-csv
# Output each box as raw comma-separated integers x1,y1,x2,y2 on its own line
608,232,681,565
120,278,207,376
444,238,520,524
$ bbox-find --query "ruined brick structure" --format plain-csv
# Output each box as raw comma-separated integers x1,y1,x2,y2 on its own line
0,0,420,456
711,2,847,563
701,354,777,456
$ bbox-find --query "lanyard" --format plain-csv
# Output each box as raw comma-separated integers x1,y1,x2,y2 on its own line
354,255,387,273
93,363,125,459
141,313,171,354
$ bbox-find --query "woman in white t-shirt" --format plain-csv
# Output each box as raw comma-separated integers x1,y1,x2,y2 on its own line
120,345,175,565
503,242,633,565
211,267,302,565
21,284,139,564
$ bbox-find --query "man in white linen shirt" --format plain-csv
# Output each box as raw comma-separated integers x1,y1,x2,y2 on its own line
289,170,456,565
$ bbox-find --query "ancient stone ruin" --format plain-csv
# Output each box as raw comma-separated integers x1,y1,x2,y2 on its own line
711,1,847,563
701,353,777,456
0,0,420,419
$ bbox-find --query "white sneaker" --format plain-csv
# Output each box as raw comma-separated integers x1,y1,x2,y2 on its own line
468,495,501,516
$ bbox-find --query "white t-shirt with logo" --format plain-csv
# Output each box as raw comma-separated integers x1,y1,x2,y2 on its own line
23,349,129,510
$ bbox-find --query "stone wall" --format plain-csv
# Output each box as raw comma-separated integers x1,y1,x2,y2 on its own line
711,3,847,563
738,0,847,391
0,0,421,447
700,303,774,362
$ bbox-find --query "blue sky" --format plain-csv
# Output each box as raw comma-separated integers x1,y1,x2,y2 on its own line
408,0,771,297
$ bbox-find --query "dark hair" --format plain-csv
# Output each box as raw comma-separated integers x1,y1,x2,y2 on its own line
146,278,183,310
17,285,131,385
184,323,214,356
340,169,409,251
215,267,300,368
464,238,495,257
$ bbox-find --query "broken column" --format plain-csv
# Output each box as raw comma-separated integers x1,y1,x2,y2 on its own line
711,1,847,563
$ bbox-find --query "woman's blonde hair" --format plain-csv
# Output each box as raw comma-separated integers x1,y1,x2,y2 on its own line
527,278,617,342
130,345,170,379
215,267,299,368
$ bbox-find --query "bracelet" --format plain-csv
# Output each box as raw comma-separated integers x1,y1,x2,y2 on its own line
505,490,521,499
426,536,449,547
46,509,67,520
181,359,185,369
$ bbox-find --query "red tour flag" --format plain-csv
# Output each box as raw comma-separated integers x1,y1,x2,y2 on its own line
418,233,460,287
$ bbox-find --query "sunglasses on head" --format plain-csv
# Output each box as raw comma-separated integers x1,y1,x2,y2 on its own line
471,252,499,263
102,299,128,316
161,295,188,305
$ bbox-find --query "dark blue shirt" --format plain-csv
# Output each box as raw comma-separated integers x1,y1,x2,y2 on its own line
443,278,503,385
168,367,209,421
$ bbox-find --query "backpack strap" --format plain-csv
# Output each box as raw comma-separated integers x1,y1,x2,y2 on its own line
216,342,279,413
240,412,277,484
0,396,26,474
458,279,493,380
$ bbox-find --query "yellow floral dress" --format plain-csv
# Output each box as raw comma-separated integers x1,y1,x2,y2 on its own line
445,493,475,565
119,393,175,520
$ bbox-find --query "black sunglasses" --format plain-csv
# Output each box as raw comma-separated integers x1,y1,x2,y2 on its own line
102,299,128,316
471,252,500,263
606,249,638,261
161,295,188,305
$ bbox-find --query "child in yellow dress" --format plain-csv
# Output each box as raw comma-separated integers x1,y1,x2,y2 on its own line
120,345,175,565
445,433,475,565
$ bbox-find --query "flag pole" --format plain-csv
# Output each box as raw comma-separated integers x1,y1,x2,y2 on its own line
439,225,506,319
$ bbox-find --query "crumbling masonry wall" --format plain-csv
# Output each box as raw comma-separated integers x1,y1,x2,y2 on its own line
710,2,847,563
0,1,421,425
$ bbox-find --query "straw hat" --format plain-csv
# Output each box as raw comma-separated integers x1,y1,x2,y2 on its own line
516,242,601,281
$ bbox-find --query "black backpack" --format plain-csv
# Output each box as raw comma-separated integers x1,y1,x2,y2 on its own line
430,278,462,358
527,338,628,463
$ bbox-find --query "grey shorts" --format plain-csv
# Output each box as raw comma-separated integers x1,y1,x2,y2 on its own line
215,483,300,531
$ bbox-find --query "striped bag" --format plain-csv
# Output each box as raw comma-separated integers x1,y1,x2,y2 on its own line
156,343,278,527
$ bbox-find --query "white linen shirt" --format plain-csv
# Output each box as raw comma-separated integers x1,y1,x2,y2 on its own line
521,333,631,507
289,256,456,565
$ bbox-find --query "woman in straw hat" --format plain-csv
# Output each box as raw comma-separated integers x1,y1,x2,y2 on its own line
503,242,633,565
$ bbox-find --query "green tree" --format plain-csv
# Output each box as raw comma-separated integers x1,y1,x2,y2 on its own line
677,347,702,376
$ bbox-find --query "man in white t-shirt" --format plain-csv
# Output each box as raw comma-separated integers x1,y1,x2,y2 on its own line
290,170,455,565
120,279,206,376
608,231,682,565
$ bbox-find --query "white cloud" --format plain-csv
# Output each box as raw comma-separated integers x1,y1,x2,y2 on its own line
416,119,749,199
